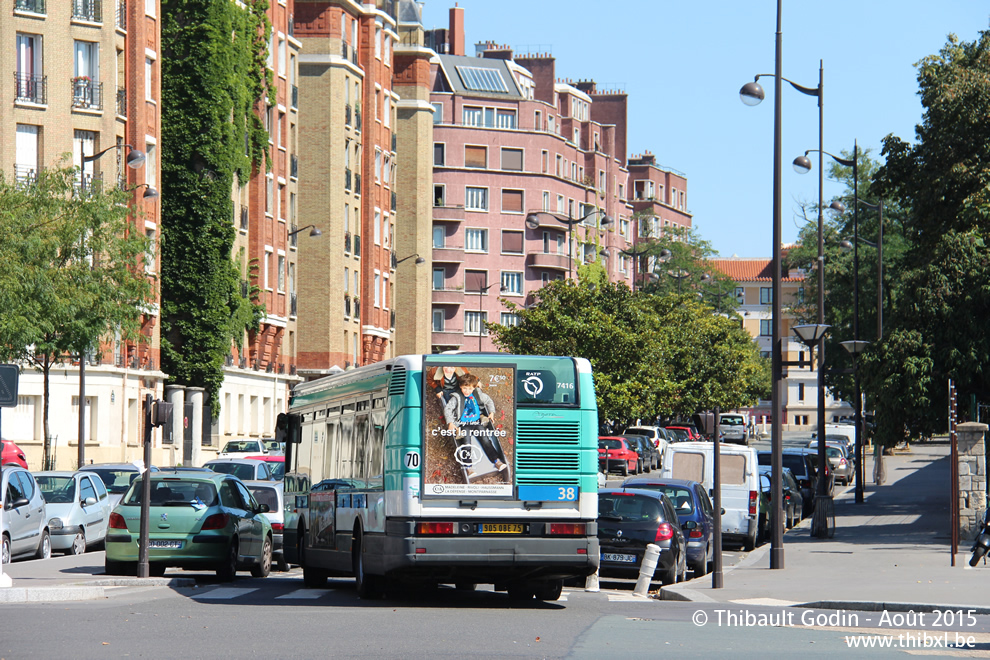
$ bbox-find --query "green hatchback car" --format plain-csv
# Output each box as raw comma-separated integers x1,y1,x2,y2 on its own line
105,473,273,580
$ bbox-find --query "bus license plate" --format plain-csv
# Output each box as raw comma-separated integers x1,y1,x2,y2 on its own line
480,523,523,534
149,540,183,549
601,553,636,563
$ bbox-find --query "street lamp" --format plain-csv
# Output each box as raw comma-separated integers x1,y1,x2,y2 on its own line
600,245,671,292
392,253,426,268
698,273,733,313
839,196,884,341
841,338,870,503
473,281,506,351
739,0,823,569
131,183,159,199
526,209,611,280
83,144,147,169
287,224,322,239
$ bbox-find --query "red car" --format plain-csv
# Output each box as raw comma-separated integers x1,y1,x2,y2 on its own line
247,454,285,480
664,426,702,442
598,436,640,476
1,439,28,468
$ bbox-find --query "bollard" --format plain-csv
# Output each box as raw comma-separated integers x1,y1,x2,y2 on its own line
585,567,600,592
633,543,661,597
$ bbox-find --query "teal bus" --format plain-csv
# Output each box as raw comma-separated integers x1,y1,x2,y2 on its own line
280,353,599,600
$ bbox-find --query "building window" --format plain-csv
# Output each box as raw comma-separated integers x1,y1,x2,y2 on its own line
266,174,274,214
463,106,482,126
464,145,487,169
798,383,805,401
374,208,381,245
433,143,445,166
434,184,445,206
542,191,550,212
501,189,524,214
146,0,156,16
501,230,523,254
145,57,153,101
501,271,522,295
432,309,444,332
541,150,548,173
465,311,487,336
501,148,523,171
760,320,772,336
500,313,519,327
431,102,443,124
278,37,286,77
144,226,156,273
264,248,273,289
374,272,381,307
465,228,488,253
432,268,445,291
760,287,772,305
145,143,157,189
277,254,285,292
496,109,516,128
432,225,445,249
465,187,488,211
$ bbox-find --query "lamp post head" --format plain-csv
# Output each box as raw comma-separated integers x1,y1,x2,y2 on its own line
840,340,871,355
739,81,765,106
792,323,830,346
599,214,613,228
792,155,813,175
126,149,147,169
829,200,846,213
308,226,322,237
658,248,673,262
142,186,159,200
525,213,541,230
839,239,854,251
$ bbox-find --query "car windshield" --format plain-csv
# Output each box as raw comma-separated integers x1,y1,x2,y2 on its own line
599,439,622,450
222,441,261,453
598,494,662,522
626,485,694,514
721,417,744,426
628,428,655,438
207,463,256,480
268,462,285,480
666,428,690,441
781,455,807,476
247,486,278,511
36,476,76,503
81,468,139,494
122,480,218,506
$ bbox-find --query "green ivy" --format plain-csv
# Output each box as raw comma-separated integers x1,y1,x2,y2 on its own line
160,0,272,412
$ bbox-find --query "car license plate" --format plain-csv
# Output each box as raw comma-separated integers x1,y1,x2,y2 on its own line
149,540,183,549
479,523,523,534
601,553,636,563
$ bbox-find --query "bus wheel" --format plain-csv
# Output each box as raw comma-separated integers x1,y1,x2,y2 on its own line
353,533,384,599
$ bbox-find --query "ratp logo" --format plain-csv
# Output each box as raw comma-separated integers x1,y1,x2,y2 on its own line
522,375,544,397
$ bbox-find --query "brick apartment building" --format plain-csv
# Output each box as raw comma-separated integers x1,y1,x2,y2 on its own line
1,0,164,467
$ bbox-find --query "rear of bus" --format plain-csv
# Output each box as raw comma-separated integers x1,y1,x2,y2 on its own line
382,354,599,597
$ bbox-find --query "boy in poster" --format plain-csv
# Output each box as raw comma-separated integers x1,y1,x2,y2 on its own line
443,373,509,477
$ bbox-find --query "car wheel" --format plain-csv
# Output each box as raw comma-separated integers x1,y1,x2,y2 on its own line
534,579,563,601
693,552,708,578
69,529,86,556
217,537,238,582
1,534,10,565
251,536,272,578
743,525,757,552
677,552,687,583
35,530,51,560
620,463,628,477
353,533,384,599
149,562,166,577
276,554,289,572
637,460,643,475
661,559,678,585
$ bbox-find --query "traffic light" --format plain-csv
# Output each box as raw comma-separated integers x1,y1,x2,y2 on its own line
150,399,173,428
693,412,716,437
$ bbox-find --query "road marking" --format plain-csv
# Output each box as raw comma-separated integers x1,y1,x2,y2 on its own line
607,593,653,602
276,589,332,599
194,587,258,600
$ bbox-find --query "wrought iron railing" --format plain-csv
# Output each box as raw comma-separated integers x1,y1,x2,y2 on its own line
71,79,103,110
355,105,362,130
115,0,125,29
391,191,397,212
344,296,351,317
290,293,297,317
391,133,397,152
72,0,102,22
116,86,126,116
345,104,352,126
13,165,37,187
289,224,298,247
14,73,46,104
73,173,102,197
15,0,46,13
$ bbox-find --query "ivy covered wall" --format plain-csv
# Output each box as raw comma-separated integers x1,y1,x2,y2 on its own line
160,0,273,409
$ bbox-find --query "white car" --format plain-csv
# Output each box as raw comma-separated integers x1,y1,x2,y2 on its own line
244,480,287,571
218,440,269,458
34,471,111,555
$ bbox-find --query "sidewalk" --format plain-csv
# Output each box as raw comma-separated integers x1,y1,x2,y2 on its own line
663,443,990,612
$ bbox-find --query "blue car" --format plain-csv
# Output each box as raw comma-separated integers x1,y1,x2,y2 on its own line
620,476,715,577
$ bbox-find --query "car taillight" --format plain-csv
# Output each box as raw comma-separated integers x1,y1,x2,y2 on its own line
749,490,757,515
416,522,454,535
109,512,127,529
201,513,229,530
549,523,586,535
655,523,674,542
689,529,703,539
271,523,284,532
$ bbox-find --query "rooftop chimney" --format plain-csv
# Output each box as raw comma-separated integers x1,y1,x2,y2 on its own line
449,4,465,56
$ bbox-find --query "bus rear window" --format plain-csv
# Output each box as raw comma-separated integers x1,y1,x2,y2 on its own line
515,359,577,406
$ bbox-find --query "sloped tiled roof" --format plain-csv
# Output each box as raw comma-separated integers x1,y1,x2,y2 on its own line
708,258,805,283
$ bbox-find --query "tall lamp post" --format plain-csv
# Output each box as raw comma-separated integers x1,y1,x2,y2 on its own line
739,2,823,568
474,281,506,351
526,209,611,280
793,323,833,537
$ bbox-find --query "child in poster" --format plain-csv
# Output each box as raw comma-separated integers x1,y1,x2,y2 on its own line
443,373,509,477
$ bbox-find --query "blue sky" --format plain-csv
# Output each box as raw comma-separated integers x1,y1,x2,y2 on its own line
419,1,990,258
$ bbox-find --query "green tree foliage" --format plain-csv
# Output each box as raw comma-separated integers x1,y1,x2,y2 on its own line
489,280,768,427
160,0,271,410
859,330,935,447
0,163,153,466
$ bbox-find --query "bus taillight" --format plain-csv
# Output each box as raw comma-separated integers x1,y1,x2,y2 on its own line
416,522,454,535
548,523,586,536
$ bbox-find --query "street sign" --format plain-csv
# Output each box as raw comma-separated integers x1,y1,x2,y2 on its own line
0,364,19,408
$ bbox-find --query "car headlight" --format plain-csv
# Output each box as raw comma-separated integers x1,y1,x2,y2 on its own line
49,517,63,530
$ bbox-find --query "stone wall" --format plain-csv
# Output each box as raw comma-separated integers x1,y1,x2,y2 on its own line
957,422,987,541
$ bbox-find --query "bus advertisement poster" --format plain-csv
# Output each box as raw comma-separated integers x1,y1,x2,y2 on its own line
423,363,516,498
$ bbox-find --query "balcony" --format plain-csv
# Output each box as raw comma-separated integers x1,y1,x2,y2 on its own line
115,0,125,29
290,154,298,180
432,247,464,263
72,0,102,22
526,252,570,271
13,165,37,188
431,330,463,348
71,78,103,111
432,204,465,222
116,86,126,117
14,0,46,13
431,288,464,305
14,73,47,105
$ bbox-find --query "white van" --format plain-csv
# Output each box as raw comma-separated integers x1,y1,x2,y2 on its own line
718,414,748,444
660,442,763,551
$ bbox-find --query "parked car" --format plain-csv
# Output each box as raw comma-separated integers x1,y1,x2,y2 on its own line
758,449,832,518
218,440,269,458
626,426,670,460
757,465,802,528
262,439,284,454
621,477,715,577
663,425,702,442
661,442,764,551
105,472,273,580
718,414,748,445
34,471,111,555
1,465,51,563
811,424,856,456
203,458,274,482
78,463,160,510
622,434,659,472
243,480,287,571
598,437,640,476
1,440,28,468
807,441,854,486
246,454,285,481
598,488,688,585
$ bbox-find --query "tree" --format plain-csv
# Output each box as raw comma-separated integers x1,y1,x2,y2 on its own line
160,0,271,411
489,279,767,427
0,163,153,467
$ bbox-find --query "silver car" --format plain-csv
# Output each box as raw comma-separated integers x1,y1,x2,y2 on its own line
204,458,274,481
2,465,51,563
243,480,287,571
34,471,111,555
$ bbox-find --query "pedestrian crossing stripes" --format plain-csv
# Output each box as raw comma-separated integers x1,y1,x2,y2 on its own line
194,587,258,600
276,589,332,599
